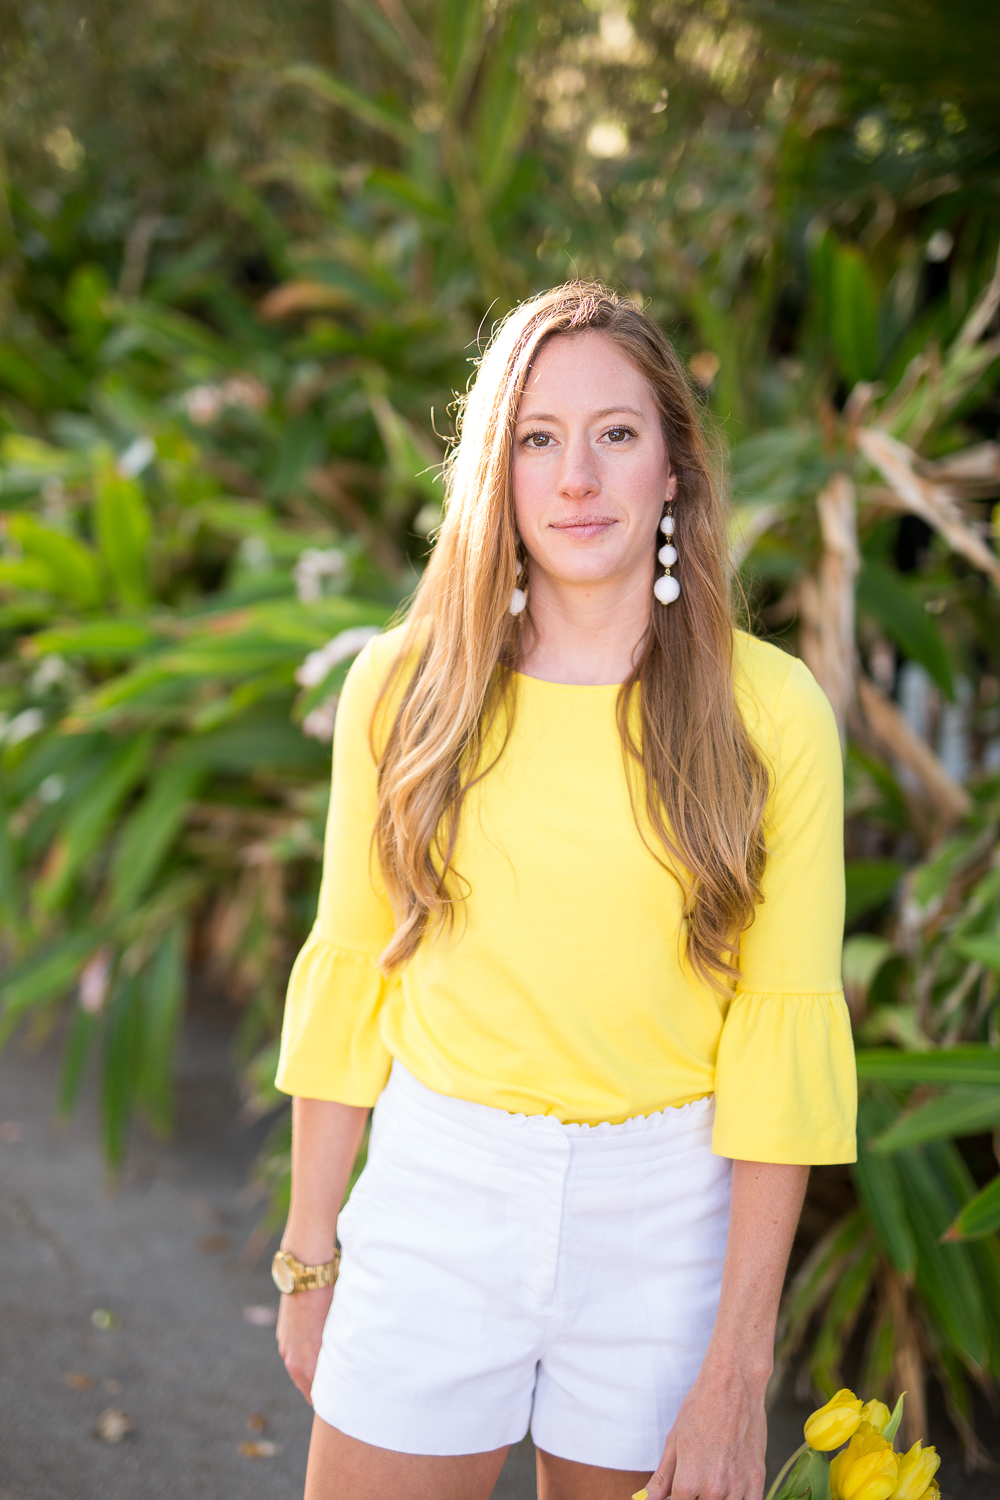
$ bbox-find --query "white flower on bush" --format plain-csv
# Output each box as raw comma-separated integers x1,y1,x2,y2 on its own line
181,374,269,427
294,547,347,604
296,626,380,689
0,709,45,746
297,625,381,742
301,700,340,742
79,948,112,1015
182,385,224,426
116,436,156,478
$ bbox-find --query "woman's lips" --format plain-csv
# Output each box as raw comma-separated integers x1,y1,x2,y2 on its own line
549,517,618,540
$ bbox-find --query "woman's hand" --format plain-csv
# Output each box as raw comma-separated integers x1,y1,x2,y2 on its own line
637,1160,809,1500
275,1098,370,1403
277,1285,336,1404
641,1362,767,1500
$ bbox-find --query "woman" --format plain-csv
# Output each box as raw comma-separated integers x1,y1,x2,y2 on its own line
273,282,856,1500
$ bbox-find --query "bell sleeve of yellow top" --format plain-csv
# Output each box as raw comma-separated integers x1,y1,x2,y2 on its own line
712,653,857,1165
274,637,395,1105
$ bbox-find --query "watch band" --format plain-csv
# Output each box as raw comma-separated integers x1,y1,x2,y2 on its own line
271,1247,341,1295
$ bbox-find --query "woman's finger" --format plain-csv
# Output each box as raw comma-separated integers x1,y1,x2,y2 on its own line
639,1436,676,1500
284,1352,317,1404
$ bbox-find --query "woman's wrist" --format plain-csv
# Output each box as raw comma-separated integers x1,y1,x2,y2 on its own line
279,1225,339,1264
699,1342,773,1394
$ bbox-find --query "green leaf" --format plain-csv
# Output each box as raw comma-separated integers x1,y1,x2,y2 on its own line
857,1047,1000,1086
280,64,419,148
94,461,152,606
36,732,154,912
64,263,112,359
871,1086,1000,1152
438,0,485,98
0,929,101,1019
842,934,892,993
113,300,236,366
852,1097,916,1275
30,619,154,659
243,1038,284,1119
468,0,535,204
57,1005,101,1117
856,562,954,698
778,1209,868,1360
808,1241,879,1393
110,759,205,914
830,241,880,386
5,515,102,606
367,389,444,508
0,772,23,927
101,976,142,1165
801,1450,832,1500
844,858,905,926
136,924,185,1135
181,716,327,774
948,1173,1000,1240
883,1392,905,1444
895,1145,988,1366
339,0,420,80
1,434,78,475
909,831,980,908
956,934,1000,970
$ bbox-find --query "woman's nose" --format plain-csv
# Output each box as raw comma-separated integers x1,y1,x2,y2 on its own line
558,437,599,498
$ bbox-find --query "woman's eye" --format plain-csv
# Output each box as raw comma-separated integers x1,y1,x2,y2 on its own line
605,425,636,443
524,432,553,449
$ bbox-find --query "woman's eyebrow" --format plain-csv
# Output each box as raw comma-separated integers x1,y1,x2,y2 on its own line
515,405,646,424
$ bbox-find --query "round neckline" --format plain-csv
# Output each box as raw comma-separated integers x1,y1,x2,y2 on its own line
513,670,623,692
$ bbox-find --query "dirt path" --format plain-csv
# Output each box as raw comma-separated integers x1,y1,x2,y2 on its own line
0,1010,994,1499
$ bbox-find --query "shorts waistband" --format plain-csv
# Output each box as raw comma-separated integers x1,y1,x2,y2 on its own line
378,1060,715,1163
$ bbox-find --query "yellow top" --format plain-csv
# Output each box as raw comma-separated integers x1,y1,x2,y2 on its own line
276,626,857,1164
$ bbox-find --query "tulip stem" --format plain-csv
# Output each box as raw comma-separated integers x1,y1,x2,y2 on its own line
763,1440,809,1500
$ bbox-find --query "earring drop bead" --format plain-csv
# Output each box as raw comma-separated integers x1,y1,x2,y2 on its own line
509,587,527,616
659,514,675,536
658,543,677,567
654,574,681,605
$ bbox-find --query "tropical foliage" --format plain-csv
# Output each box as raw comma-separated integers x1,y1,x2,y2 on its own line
1,0,999,1457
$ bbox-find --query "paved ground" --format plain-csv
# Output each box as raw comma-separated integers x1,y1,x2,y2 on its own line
0,1005,996,1499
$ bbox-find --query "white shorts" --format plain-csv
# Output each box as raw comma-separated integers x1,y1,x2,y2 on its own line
311,1062,732,1470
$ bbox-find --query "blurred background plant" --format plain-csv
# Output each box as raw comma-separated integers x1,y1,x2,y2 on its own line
1,0,999,1462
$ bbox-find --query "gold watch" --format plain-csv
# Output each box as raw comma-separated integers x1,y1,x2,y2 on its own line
271,1247,341,1295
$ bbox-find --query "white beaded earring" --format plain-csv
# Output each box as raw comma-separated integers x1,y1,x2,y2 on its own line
510,554,527,616
654,501,680,605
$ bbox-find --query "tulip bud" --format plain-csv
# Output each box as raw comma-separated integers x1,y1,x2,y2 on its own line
804,1389,865,1450
860,1400,891,1434
890,1441,940,1500
835,1425,900,1500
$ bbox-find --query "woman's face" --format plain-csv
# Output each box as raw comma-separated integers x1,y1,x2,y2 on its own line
511,330,674,594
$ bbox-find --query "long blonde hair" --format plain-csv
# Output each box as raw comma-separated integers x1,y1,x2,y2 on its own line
373,281,770,990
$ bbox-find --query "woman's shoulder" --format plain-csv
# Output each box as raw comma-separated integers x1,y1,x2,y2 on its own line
337,620,419,753
349,620,411,685
732,630,839,758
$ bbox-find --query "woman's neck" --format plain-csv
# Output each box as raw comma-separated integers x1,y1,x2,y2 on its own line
516,567,653,686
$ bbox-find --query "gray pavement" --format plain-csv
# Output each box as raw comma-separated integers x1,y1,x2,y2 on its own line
0,1009,995,1498
0,1009,537,1500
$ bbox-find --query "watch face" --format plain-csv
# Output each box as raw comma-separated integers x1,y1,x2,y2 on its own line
271,1255,296,1294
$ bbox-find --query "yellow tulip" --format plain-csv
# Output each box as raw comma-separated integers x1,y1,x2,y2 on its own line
889,1441,940,1500
830,1446,850,1500
804,1388,865,1450
833,1425,900,1500
860,1399,891,1434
